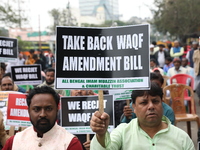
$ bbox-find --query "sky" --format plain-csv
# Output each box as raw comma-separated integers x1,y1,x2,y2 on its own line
25,0,155,30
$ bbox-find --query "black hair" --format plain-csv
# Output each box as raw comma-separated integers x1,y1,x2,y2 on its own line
152,41,157,46
150,72,164,85
153,69,160,74
158,44,165,48
32,54,38,60
29,49,35,54
167,43,172,49
45,68,55,74
150,58,157,64
0,73,13,85
131,82,163,104
2,72,11,78
0,62,6,71
26,86,60,107
165,57,172,62
182,57,188,63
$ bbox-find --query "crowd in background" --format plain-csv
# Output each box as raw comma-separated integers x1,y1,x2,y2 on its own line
149,40,199,93
0,49,97,150
0,49,56,93
0,40,200,149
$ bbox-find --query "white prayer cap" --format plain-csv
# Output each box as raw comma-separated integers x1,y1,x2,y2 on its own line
150,44,154,48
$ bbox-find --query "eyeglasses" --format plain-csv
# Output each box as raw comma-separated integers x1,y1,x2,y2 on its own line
1,83,13,87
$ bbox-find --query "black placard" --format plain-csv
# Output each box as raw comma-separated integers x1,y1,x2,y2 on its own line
11,65,42,85
56,25,150,89
60,95,114,134
0,36,18,61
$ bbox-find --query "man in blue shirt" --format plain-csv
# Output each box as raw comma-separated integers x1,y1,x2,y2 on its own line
163,57,174,75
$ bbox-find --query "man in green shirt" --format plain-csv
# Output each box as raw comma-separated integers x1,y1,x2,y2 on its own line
90,82,195,150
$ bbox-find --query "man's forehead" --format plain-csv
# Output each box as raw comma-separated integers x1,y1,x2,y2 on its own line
32,104,54,107
1,77,13,83
31,94,56,104
30,100,57,108
46,71,54,75
136,95,160,100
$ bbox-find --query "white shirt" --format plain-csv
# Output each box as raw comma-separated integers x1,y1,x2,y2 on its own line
158,51,165,67
16,58,25,65
167,66,188,77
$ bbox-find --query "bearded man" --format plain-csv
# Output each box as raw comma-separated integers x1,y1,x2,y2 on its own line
38,68,66,96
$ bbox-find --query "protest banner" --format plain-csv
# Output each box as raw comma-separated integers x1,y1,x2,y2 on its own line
56,25,150,89
0,91,22,130
60,95,114,134
6,93,31,127
11,65,42,85
109,89,132,100
0,36,18,62
109,89,133,127
0,92,8,129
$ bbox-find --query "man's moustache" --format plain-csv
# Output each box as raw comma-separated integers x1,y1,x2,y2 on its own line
38,118,49,123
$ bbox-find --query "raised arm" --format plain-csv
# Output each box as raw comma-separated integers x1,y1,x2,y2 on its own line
90,111,110,147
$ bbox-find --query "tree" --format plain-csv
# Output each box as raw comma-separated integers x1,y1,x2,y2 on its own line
0,0,27,28
17,37,32,52
48,8,60,34
152,0,200,43
48,2,77,34
0,27,8,36
81,20,132,27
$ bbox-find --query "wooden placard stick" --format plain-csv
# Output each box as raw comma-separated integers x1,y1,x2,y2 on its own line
9,126,15,136
126,99,132,120
21,127,26,131
85,90,103,143
86,134,90,142
126,99,130,106
18,127,22,131
98,90,104,114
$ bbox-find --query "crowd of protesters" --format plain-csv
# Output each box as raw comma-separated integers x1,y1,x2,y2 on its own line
0,40,199,150
149,40,197,88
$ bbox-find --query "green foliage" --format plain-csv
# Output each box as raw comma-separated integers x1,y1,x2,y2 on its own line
152,0,200,42
17,38,32,52
0,27,8,36
48,8,77,34
0,1,27,27
81,20,132,27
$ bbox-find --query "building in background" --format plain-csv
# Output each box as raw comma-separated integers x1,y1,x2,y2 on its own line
79,0,119,21
8,28,55,54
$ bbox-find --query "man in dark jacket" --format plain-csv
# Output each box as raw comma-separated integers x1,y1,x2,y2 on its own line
154,44,170,68
37,50,47,70
33,54,45,71
186,41,198,68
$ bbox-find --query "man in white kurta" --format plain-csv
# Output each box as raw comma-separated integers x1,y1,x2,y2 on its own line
3,86,83,150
